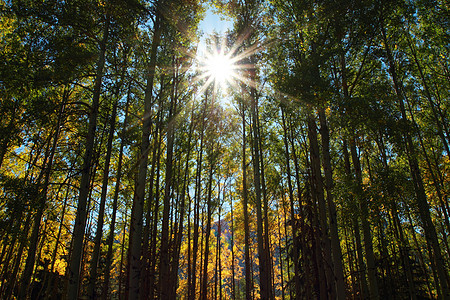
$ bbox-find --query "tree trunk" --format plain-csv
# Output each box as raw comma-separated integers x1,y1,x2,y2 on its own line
276,201,286,300
201,150,215,300
66,15,110,300
349,137,379,300
87,98,118,299
230,194,236,300
103,87,131,300
318,108,347,300
119,200,130,299
159,64,178,298
0,99,19,170
241,97,252,300
189,95,207,300
343,140,369,300
280,107,302,296
256,104,274,298
148,120,163,300
307,112,334,299
3,214,31,300
127,12,161,299
249,76,271,300
215,198,222,300
171,109,194,298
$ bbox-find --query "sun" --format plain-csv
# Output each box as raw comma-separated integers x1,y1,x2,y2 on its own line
192,34,261,99
205,52,235,85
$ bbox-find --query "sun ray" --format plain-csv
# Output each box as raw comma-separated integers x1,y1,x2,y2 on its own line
191,30,272,106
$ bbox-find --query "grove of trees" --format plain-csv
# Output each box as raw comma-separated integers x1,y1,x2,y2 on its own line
0,0,449,299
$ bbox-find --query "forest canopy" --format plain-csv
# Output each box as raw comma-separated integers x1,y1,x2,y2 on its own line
0,0,449,299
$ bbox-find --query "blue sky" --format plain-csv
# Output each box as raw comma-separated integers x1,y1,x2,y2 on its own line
199,7,233,35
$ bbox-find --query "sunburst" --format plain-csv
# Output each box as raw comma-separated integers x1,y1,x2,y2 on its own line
193,32,264,102
205,51,235,86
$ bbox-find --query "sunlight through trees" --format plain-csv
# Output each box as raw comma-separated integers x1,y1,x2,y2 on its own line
0,0,449,299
